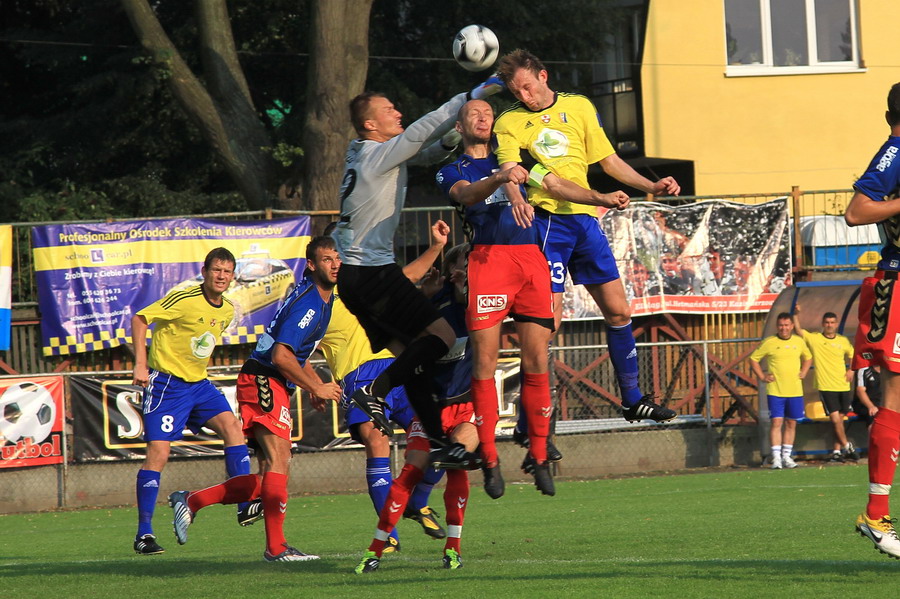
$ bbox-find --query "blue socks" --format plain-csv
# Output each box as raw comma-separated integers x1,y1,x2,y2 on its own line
410,466,444,511
366,457,398,541
607,321,643,407
224,445,252,512
136,469,161,538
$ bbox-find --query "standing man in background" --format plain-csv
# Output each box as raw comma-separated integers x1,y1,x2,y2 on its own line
749,312,812,469
792,304,857,461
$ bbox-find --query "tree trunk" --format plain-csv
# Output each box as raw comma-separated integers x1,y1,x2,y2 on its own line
120,0,275,210
295,0,374,219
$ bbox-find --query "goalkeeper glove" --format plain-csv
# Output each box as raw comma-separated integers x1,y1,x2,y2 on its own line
468,75,504,101
441,129,462,150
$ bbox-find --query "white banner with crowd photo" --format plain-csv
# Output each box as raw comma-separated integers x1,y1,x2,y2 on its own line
562,198,791,318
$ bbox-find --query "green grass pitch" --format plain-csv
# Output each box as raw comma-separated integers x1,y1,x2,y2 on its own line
2,464,895,598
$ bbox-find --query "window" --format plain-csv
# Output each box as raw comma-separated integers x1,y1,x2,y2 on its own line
724,0,861,76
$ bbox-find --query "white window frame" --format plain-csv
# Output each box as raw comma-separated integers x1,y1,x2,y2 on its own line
725,0,865,77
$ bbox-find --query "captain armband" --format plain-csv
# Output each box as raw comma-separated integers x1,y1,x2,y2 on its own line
527,163,551,188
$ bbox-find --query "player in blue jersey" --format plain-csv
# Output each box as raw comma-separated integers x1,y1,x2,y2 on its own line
844,82,900,560
167,237,342,563
130,247,249,556
493,49,680,426
355,244,478,573
436,99,555,498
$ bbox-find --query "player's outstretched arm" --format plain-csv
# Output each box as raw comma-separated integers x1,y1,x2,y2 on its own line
526,163,630,209
271,343,341,402
449,164,528,207
845,190,900,226
790,304,806,337
402,219,450,283
598,153,680,197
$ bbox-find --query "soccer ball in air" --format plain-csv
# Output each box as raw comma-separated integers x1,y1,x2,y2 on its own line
0,381,56,444
453,25,500,72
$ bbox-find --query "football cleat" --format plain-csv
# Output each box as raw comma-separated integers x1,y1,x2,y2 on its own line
442,547,463,570
355,550,380,574
521,453,537,475
133,534,164,555
829,451,844,463
404,506,447,539
843,444,860,462
512,428,563,462
532,461,556,496
782,455,798,469
430,443,482,470
237,498,264,527
856,512,900,559
382,536,400,554
168,490,193,545
770,457,783,469
622,395,676,423
481,461,505,499
351,385,393,437
264,543,320,562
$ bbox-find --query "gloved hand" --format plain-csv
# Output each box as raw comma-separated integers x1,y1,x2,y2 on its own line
469,75,504,100
441,129,462,150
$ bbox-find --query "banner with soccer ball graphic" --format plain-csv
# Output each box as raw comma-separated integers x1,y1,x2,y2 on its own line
0,376,65,469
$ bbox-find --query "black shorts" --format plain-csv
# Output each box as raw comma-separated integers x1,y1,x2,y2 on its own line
820,390,852,415
337,263,442,353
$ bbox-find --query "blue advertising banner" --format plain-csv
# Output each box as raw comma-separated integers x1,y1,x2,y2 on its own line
32,217,311,356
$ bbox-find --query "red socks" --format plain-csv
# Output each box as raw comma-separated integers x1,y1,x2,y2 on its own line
867,408,900,520
472,377,500,465
443,469,469,554
187,474,260,513
262,471,289,555
369,463,424,556
521,372,552,463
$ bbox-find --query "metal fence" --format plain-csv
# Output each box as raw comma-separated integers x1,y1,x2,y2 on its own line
1,336,766,513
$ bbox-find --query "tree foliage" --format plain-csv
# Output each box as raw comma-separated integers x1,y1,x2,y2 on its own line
0,0,641,222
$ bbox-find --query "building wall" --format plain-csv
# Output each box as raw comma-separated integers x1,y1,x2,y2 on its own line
642,1,898,196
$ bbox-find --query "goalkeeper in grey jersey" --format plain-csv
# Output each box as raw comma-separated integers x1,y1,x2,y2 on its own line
332,77,502,469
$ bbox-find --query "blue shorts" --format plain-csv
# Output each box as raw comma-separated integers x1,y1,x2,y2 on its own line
142,370,233,442
767,395,805,420
534,210,620,293
341,358,415,441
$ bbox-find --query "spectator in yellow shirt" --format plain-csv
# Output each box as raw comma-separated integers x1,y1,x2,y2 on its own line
750,312,813,469
792,304,857,461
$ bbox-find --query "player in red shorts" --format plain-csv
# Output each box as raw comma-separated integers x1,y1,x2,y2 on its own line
845,82,900,560
166,236,342,562
355,244,478,572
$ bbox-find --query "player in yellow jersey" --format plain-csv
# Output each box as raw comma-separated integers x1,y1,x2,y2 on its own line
492,49,680,424
130,247,250,555
317,221,453,550
792,304,857,461
750,313,813,469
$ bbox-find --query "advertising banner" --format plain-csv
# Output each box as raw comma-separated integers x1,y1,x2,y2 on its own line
0,376,65,469
562,199,791,318
68,374,304,462
32,216,311,356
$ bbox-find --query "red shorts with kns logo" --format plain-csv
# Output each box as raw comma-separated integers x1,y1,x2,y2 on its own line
466,244,554,331
406,402,475,452
853,272,900,374
237,372,294,441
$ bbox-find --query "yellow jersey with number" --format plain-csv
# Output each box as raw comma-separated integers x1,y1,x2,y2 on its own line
493,92,616,216
800,330,854,392
137,286,233,382
750,334,812,398
318,293,393,382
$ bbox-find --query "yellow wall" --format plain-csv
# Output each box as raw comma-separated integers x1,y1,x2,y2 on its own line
642,0,899,196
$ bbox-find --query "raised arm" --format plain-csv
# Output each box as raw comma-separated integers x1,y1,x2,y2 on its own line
402,220,450,283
